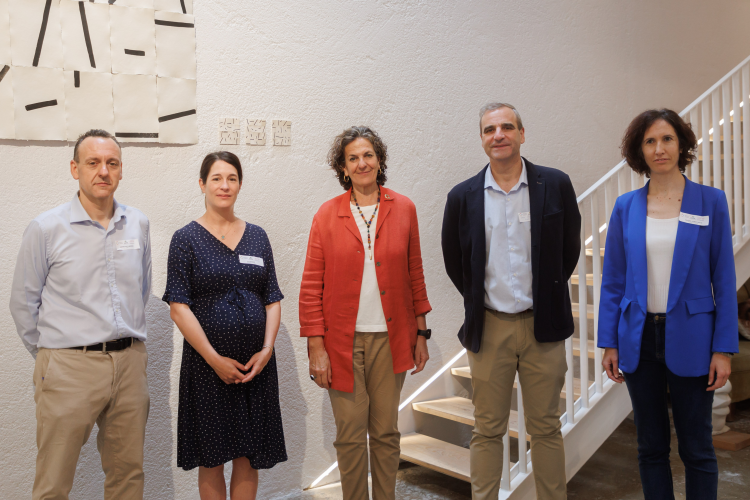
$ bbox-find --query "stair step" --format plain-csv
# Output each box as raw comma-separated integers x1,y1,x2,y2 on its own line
585,248,605,257
570,273,596,286
571,302,595,319
450,366,583,398
400,433,473,482
572,338,597,359
412,397,530,441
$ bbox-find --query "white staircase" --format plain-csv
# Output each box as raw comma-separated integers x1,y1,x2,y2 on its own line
307,54,750,497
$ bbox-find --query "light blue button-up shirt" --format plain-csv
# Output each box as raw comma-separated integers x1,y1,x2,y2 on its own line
484,160,533,313
10,192,151,357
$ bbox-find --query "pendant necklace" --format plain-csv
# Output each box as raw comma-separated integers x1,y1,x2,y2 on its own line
351,188,381,260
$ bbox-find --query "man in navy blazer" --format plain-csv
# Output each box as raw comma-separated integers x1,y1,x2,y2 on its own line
442,103,580,500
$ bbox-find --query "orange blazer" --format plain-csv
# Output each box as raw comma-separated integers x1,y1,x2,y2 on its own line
299,187,432,392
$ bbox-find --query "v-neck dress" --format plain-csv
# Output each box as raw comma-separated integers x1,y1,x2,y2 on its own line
162,221,287,470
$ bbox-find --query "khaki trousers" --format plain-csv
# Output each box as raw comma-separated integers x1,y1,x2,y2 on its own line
32,342,150,500
468,309,567,500
328,332,406,500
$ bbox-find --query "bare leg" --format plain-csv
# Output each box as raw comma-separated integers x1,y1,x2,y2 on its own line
229,457,258,500
199,464,226,500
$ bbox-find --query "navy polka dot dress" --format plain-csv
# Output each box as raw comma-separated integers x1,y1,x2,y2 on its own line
162,221,287,471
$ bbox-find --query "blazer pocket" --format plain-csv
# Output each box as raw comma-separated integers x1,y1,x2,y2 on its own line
619,296,632,311
686,296,715,315
543,210,563,221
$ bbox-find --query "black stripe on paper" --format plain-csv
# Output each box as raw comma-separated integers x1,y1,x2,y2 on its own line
25,100,58,111
180,0,187,14
79,2,96,69
74,71,80,88
0,65,9,84
155,20,194,28
108,0,116,4
115,133,159,138
32,0,53,67
124,49,146,56
159,109,196,123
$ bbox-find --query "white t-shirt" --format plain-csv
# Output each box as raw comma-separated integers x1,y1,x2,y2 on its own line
646,216,679,313
350,203,388,331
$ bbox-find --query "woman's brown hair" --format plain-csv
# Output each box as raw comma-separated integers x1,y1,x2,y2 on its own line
328,126,388,190
621,108,697,177
200,151,243,184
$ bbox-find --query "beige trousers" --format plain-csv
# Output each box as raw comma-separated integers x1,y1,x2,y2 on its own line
328,332,407,500
468,309,567,500
32,342,150,500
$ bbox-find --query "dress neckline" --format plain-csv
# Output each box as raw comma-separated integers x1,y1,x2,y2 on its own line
192,220,248,253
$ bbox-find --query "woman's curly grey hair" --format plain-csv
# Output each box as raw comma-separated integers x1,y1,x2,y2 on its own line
327,126,388,190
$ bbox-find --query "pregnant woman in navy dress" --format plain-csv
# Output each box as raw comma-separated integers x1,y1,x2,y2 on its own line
163,152,286,500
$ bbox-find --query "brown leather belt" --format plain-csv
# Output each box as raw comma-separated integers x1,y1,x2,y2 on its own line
68,337,137,352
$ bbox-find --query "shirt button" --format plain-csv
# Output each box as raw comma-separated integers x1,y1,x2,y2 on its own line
508,222,512,226
513,273,516,277
517,299,520,302
387,317,392,322
376,262,381,267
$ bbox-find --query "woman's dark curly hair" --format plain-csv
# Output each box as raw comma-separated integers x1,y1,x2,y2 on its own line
328,126,388,190
621,108,697,177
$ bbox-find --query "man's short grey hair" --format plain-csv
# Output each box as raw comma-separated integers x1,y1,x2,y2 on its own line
73,129,121,162
479,102,523,132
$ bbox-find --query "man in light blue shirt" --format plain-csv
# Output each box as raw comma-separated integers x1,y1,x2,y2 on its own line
10,129,152,500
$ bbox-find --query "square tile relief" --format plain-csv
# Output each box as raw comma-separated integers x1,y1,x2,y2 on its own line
245,119,266,146
273,119,291,146
219,117,241,145
0,0,197,143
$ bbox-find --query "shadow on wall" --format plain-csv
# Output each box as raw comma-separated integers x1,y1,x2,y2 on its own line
68,295,175,499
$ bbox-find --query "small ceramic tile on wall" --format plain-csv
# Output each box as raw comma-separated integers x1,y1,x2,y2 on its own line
245,119,266,145
219,117,240,145
273,120,291,146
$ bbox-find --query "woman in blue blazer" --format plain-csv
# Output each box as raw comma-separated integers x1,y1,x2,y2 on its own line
598,109,738,500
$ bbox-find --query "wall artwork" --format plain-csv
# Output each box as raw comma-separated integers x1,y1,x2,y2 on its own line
219,117,240,145
245,119,265,146
0,0,198,144
273,119,290,146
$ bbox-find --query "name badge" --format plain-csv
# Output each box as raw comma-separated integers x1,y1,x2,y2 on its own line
679,212,709,226
518,212,531,223
116,239,140,251
240,255,264,266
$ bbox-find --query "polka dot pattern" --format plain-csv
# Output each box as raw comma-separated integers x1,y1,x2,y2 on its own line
162,221,287,471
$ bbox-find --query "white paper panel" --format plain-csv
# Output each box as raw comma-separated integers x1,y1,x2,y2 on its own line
0,0,11,64
155,11,195,79
110,5,156,76
64,70,114,140
12,66,65,140
113,0,154,8
60,0,111,73
154,0,192,15
112,73,158,142
157,76,196,144
0,63,15,139
9,0,64,69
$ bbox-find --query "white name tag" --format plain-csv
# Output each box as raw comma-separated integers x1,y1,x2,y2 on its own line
679,212,709,226
115,239,140,251
518,212,531,223
240,255,264,266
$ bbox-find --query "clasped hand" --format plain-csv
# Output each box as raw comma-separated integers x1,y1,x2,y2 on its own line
209,348,272,385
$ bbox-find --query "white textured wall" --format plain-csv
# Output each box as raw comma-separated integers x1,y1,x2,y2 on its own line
2,1,750,498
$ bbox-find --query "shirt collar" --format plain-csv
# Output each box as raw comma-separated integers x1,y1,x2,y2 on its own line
70,191,125,225
484,158,528,194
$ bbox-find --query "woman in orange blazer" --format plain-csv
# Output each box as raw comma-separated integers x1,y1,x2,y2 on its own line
299,126,432,500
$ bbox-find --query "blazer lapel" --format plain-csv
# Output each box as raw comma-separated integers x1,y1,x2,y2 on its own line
467,166,487,260
338,189,362,245
375,187,393,237
628,185,649,313
526,159,545,253
667,178,702,312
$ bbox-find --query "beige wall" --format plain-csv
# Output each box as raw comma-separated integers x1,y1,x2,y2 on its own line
1,1,749,498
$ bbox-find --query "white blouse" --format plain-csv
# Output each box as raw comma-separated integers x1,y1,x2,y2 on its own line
646,216,679,313
350,203,388,331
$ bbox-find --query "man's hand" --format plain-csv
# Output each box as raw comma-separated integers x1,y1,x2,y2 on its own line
707,353,731,391
602,347,624,384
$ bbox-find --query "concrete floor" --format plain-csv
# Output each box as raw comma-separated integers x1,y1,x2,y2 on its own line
298,401,750,499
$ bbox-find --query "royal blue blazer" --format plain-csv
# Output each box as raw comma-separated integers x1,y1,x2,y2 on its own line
598,177,738,377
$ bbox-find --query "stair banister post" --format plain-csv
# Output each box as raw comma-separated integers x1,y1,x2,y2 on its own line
591,190,603,396
690,108,700,183
712,90,722,190
732,73,742,245
501,431,511,491
701,99,712,187
578,201,589,409
515,373,527,474
743,64,750,240
722,80,733,233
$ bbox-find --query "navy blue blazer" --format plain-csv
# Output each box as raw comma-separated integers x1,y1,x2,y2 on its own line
598,177,739,377
441,159,581,353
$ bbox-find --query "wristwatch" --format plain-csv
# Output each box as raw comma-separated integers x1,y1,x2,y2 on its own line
417,329,432,340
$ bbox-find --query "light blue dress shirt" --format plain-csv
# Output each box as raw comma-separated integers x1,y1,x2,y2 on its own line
10,192,151,357
484,160,533,313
